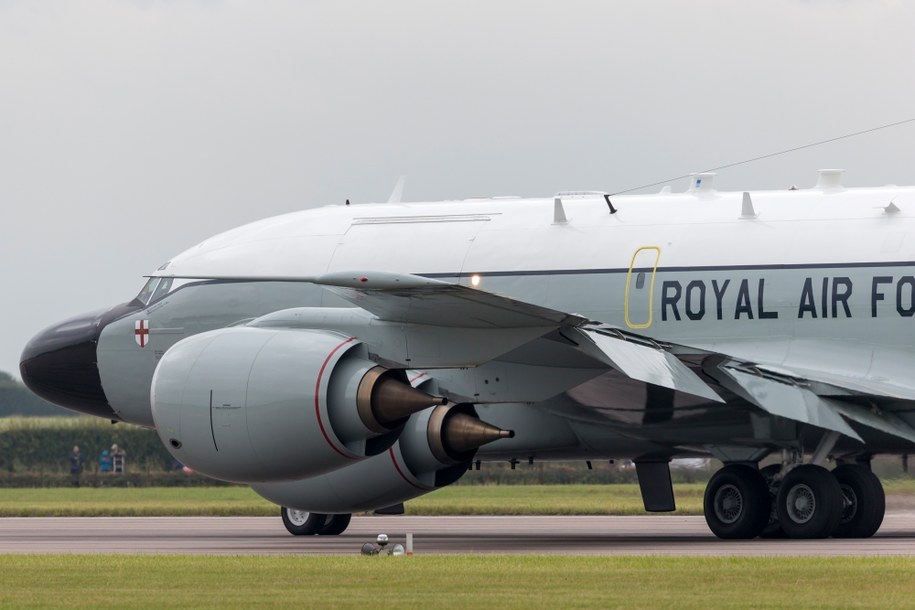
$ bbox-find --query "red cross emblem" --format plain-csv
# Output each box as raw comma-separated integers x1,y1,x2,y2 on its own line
135,320,150,348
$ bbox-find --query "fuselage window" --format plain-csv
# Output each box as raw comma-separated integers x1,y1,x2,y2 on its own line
635,272,646,290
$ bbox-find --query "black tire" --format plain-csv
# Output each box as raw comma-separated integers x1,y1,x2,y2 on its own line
703,464,770,539
758,464,787,539
832,465,885,538
317,513,352,536
280,507,327,536
776,465,842,539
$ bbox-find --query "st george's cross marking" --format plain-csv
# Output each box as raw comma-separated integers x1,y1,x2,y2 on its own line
134,320,150,348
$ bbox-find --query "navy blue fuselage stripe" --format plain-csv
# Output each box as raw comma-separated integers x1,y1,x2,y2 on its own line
419,260,915,279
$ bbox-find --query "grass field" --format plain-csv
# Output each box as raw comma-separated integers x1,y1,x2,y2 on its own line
0,480,913,517
0,484,701,517
0,555,912,608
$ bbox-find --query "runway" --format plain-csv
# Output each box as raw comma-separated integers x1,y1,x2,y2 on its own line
1,514,915,555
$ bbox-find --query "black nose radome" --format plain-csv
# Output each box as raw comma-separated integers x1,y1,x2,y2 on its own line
20,302,140,419
20,309,112,417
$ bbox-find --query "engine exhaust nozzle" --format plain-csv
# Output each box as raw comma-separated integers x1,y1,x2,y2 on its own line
428,405,514,464
357,367,446,432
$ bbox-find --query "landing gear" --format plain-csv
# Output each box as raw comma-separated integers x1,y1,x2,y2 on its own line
776,464,843,539
758,464,787,539
832,464,885,539
703,464,770,539
317,513,352,535
281,508,353,536
704,459,888,540
281,508,328,535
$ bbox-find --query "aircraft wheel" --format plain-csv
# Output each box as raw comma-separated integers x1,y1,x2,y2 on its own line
703,464,770,539
280,507,327,536
832,465,885,538
776,465,842,539
317,513,352,536
758,464,787,539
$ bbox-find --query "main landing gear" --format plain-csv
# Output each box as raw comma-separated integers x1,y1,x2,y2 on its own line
703,461,885,540
281,507,352,536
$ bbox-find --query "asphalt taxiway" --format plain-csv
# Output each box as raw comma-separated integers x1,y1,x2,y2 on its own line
1,514,914,555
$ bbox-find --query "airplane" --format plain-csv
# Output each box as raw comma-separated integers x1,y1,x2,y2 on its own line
20,168,915,541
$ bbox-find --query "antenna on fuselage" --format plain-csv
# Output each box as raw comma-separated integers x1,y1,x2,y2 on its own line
554,191,618,219
387,176,406,203
740,192,757,219
553,197,568,224
603,194,617,215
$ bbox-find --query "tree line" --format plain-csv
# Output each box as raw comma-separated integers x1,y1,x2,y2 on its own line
0,371,71,417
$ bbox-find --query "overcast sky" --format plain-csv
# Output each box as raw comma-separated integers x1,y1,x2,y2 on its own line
3,1,915,376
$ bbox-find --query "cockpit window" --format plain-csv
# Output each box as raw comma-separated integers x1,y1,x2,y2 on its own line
135,277,195,306
150,278,174,303
135,278,160,305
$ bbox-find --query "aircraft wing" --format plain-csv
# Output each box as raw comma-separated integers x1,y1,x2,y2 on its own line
171,270,915,444
313,271,585,328
316,271,915,445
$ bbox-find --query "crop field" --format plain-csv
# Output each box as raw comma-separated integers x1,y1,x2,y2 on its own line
0,481,913,517
0,555,913,608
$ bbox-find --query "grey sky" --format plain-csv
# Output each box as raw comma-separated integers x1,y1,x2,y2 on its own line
2,1,915,376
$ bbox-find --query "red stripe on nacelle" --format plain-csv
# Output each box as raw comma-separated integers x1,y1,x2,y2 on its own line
314,337,358,459
389,447,425,490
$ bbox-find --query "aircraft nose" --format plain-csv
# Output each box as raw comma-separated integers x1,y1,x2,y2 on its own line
20,309,114,418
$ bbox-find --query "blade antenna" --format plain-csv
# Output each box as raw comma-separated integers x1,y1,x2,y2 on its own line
387,176,406,204
603,194,617,214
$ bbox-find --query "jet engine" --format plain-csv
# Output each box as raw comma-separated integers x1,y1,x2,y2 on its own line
150,327,444,483
251,403,513,513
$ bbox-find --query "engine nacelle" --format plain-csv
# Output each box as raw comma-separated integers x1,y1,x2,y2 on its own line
151,327,444,483
250,404,513,513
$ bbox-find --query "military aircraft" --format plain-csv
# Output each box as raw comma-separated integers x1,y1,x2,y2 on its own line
21,169,915,541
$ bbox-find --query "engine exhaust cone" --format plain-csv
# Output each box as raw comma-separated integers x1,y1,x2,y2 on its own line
443,412,514,455
373,377,447,425
358,367,447,432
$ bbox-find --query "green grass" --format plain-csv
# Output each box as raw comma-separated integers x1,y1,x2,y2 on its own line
0,416,109,431
411,483,706,515
0,484,705,517
1,480,914,517
0,555,912,609
0,487,276,517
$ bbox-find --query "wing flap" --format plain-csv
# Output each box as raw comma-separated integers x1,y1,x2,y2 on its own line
759,365,915,402
828,401,915,445
717,367,863,441
575,328,724,403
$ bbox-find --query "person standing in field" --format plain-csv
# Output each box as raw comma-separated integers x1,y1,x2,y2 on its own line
99,449,112,474
68,445,84,487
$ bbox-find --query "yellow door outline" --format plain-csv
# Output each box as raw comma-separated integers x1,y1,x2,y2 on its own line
624,246,661,329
